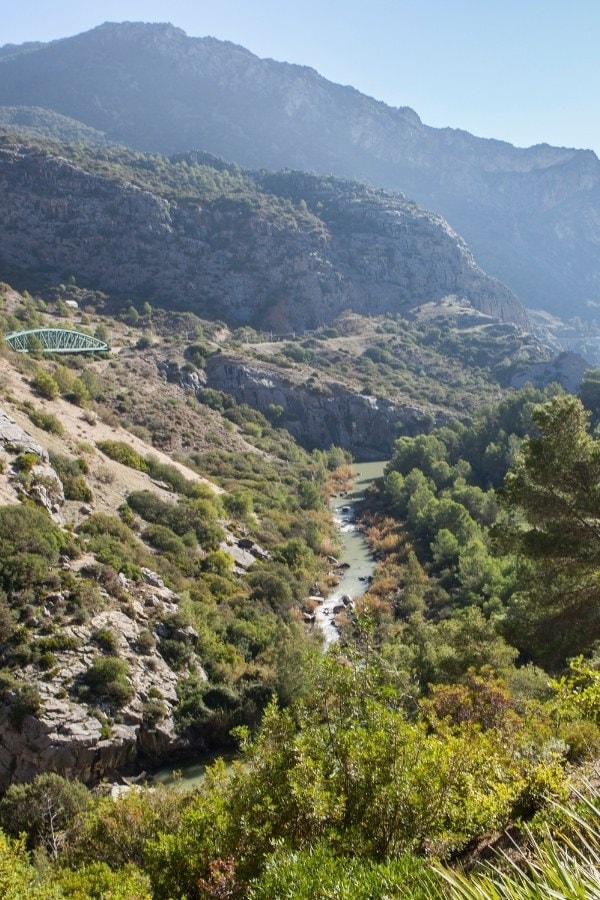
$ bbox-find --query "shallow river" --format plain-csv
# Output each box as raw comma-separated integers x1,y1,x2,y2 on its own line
152,460,388,786
314,460,388,646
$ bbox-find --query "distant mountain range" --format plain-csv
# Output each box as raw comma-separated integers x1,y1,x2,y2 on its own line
1,22,599,322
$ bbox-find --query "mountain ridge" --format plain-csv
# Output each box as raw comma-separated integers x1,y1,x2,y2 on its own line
0,134,527,331
1,21,599,319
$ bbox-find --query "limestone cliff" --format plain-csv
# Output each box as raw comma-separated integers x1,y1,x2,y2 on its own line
0,138,526,331
203,354,447,459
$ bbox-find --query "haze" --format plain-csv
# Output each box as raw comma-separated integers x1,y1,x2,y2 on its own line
3,0,600,155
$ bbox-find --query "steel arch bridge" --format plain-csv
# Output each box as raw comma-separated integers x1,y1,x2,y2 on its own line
5,328,109,354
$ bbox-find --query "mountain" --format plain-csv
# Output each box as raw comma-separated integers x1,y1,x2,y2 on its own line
0,21,599,319
0,135,526,331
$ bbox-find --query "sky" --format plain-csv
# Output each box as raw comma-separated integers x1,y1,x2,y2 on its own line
2,0,600,155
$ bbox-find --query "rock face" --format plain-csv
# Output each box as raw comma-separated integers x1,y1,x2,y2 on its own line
0,21,599,318
0,139,526,331
0,595,198,791
511,352,590,394
204,354,447,459
0,409,64,520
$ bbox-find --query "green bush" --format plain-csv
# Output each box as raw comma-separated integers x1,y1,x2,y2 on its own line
82,657,133,707
91,627,119,654
144,456,202,497
0,674,42,728
127,491,224,550
136,629,156,655
0,773,89,857
0,504,66,595
63,473,93,502
23,405,64,435
141,697,167,726
143,524,186,557
31,369,59,400
96,441,148,472
14,452,39,474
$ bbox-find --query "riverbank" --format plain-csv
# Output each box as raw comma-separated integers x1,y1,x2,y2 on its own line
314,461,387,646
148,463,387,787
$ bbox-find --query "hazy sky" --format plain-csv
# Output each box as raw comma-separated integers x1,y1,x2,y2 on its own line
3,0,600,154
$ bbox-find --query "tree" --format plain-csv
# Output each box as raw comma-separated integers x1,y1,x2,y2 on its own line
0,831,54,900
0,773,89,858
146,660,563,895
578,367,600,427
500,395,600,667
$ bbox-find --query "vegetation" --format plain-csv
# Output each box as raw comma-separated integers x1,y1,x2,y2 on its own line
0,266,598,895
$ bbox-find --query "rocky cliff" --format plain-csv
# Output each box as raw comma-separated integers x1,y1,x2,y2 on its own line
203,354,447,459
0,137,526,330
0,408,199,788
0,22,599,318
0,597,189,792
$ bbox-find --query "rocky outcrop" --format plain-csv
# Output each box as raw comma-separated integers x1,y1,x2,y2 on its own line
204,354,447,458
510,351,590,393
0,409,48,460
0,139,526,331
0,22,598,318
0,592,200,791
0,408,64,520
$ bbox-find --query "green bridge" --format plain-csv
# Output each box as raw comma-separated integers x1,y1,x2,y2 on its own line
5,328,109,354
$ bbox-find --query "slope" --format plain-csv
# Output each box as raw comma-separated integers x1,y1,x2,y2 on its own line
1,22,599,317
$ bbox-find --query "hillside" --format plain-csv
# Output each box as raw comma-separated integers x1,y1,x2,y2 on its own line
0,25,599,892
0,184,598,899
0,282,352,790
0,133,526,331
1,22,599,319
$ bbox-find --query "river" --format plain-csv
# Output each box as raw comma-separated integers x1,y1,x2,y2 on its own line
151,752,235,789
314,460,387,646
152,459,387,785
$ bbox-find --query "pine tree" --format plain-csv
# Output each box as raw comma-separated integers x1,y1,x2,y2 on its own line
500,395,600,667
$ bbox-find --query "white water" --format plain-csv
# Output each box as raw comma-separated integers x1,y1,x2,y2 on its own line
314,460,388,646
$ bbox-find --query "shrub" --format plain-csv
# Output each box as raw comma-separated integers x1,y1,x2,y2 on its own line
144,456,206,498
143,524,186,557
184,343,211,368
96,440,148,472
63,473,93,502
23,405,64,435
14,452,39,474
223,491,254,520
82,657,133,707
0,595,16,643
0,504,66,593
142,697,167,726
136,629,156,655
0,674,42,728
157,639,192,671
91,627,119,654
31,369,59,400
54,862,152,899
0,773,89,857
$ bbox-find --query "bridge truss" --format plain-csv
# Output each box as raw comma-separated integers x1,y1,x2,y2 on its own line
5,328,109,354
